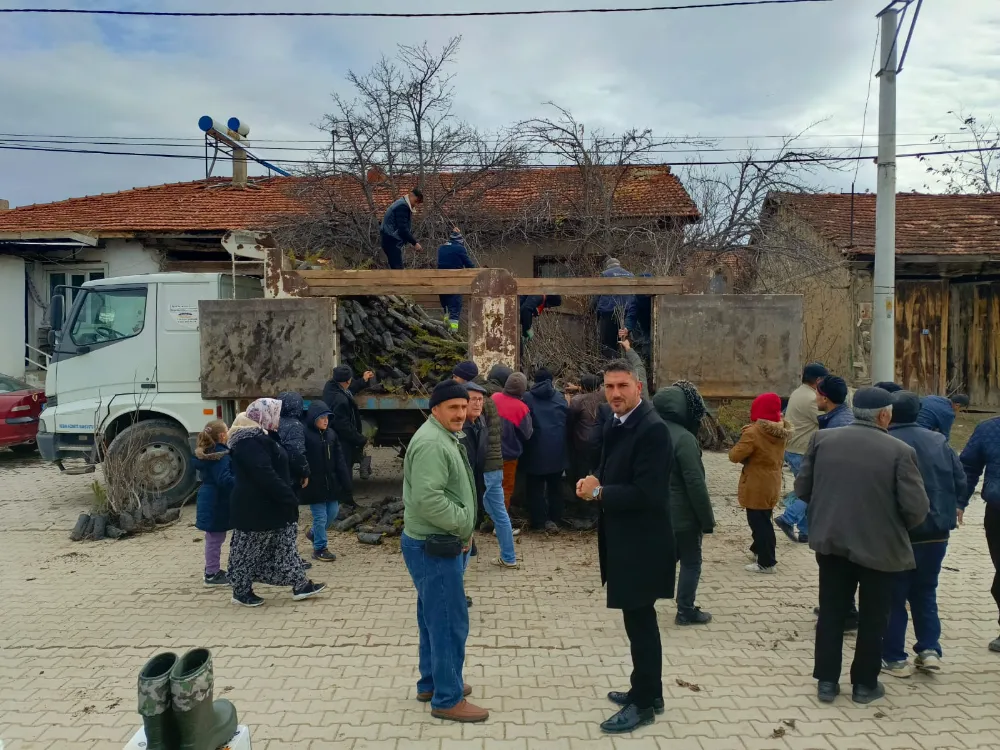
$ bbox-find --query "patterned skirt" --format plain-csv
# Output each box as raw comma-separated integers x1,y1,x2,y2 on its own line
227,522,307,596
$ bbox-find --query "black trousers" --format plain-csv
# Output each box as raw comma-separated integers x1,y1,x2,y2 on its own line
674,529,703,614
814,553,892,688
746,508,776,568
986,503,1000,625
598,312,620,360
526,472,565,529
380,233,405,269
622,605,662,709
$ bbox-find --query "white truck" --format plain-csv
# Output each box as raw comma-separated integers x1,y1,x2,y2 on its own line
38,273,262,506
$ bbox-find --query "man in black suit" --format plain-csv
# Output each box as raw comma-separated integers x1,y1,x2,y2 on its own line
576,358,675,734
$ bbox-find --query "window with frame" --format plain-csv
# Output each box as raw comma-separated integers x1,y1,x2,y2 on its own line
69,287,148,347
47,268,107,309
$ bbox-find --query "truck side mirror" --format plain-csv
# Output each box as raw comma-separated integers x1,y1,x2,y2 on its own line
50,295,64,332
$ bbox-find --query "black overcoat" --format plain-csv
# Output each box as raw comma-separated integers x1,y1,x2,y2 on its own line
596,399,675,610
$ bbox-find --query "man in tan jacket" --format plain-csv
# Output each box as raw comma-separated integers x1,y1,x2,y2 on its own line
774,363,828,543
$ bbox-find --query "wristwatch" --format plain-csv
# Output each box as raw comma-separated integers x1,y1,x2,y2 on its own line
591,486,603,500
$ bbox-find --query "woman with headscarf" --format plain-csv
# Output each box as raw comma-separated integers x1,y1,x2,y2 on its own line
226,398,326,607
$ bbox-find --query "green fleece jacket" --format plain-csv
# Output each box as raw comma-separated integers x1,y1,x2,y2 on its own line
652,387,715,533
403,416,478,542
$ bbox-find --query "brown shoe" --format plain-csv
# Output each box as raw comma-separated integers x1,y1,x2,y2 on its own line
416,683,472,703
431,699,489,723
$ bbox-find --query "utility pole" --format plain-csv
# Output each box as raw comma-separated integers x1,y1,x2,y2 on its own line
871,5,898,385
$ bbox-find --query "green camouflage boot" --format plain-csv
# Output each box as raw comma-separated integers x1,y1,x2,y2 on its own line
169,648,238,750
138,652,180,750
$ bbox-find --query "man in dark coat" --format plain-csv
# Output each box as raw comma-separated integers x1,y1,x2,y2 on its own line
379,187,424,269
567,374,605,481
522,367,569,534
437,228,476,330
321,365,374,483
881,391,964,677
795,387,929,705
576,358,673,734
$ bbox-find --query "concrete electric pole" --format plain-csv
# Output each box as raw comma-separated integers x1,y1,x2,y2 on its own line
871,5,898,385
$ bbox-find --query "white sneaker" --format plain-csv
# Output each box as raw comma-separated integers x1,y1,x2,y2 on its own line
882,659,913,678
744,562,777,574
493,528,521,537
915,650,941,673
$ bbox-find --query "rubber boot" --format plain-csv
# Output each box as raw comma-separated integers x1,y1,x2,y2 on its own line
137,652,180,750
170,648,238,750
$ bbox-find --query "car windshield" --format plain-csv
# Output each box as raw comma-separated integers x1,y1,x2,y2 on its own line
0,374,31,393
69,287,148,346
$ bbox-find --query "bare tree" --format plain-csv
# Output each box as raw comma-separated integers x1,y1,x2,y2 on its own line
271,37,527,268
674,129,849,289
921,110,1000,194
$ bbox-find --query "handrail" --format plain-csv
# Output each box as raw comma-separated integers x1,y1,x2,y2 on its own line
25,343,51,371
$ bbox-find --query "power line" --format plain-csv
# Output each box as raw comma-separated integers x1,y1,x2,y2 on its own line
0,141,994,168
0,130,973,143
0,135,979,155
852,23,880,185
0,0,835,19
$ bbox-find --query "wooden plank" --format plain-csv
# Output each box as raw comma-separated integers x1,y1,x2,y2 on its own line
515,276,682,295
296,268,682,296
163,260,264,275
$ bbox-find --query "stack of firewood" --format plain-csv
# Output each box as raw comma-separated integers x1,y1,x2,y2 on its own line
337,296,467,395
332,495,406,545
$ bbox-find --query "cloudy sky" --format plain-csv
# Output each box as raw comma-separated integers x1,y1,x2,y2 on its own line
1,0,998,208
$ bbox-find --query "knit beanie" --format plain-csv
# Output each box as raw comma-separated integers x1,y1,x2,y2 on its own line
333,365,353,383
488,363,513,385
817,375,848,405
891,391,921,424
429,379,469,409
503,372,528,397
580,374,601,392
449,229,464,243
604,257,621,271
750,392,782,423
452,360,479,382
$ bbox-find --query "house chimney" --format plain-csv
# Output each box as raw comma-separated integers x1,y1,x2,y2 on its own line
0,199,9,211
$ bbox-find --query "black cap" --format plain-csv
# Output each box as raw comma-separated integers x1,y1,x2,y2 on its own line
333,365,353,383
803,362,830,380
891,391,921,424
429,379,469,409
534,367,553,383
817,375,848,405
874,381,903,393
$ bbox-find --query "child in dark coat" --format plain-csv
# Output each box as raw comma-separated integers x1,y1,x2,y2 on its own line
191,419,235,586
302,400,353,562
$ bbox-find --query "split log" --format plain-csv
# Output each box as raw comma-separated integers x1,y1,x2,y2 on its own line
90,514,107,540
70,513,91,541
357,532,383,545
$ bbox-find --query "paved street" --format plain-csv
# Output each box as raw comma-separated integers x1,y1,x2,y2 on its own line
2,448,1000,750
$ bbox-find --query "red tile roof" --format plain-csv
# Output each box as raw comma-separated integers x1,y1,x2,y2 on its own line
768,192,1000,256
0,166,698,237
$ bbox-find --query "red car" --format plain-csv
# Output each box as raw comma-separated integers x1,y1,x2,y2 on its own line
0,373,46,452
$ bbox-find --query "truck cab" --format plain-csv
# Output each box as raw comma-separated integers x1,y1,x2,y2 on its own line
38,273,261,506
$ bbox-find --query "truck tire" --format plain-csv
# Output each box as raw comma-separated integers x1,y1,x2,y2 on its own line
105,420,197,509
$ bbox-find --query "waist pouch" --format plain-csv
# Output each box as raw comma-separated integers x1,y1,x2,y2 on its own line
425,534,463,558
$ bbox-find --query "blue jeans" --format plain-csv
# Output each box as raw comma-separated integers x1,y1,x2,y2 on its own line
401,532,469,710
882,541,948,663
777,451,808,535
484,469,517,564
310,501,340,552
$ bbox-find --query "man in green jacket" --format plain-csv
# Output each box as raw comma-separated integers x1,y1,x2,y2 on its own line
401,379,488,724
652,383,716,625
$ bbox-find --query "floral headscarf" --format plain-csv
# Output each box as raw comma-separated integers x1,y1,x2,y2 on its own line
671,379,707,432
246,398,282,432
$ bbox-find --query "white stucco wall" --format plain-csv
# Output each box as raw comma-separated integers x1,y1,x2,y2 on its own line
0,255,26,380
23,239,161,371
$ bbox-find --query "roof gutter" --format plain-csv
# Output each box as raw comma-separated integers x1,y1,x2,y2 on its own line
0,230,99,246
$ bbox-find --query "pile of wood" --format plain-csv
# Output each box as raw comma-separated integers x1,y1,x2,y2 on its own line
332,495,405,545
337,296,467,394
68,501,181,542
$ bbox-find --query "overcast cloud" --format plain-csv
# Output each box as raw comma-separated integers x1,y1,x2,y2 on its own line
1,0,998,207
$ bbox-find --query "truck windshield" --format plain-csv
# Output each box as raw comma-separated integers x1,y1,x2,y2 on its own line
69,287,148,346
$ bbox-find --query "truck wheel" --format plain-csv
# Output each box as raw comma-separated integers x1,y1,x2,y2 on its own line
105,420,196,509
